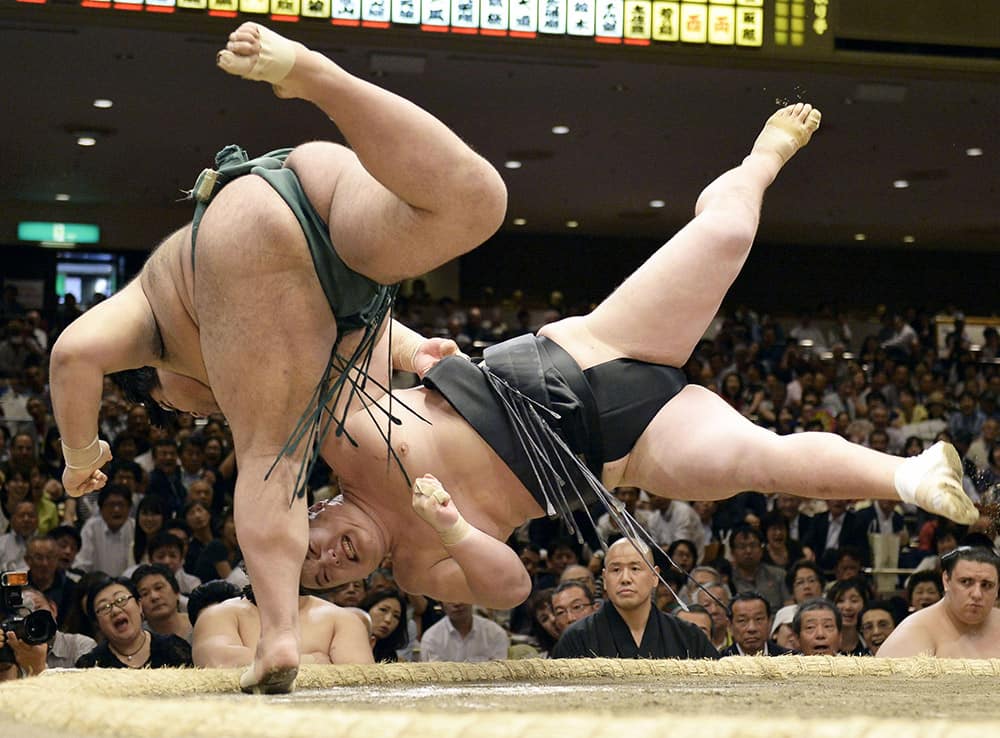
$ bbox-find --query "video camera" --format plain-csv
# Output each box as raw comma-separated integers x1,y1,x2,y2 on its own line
0,571,58,665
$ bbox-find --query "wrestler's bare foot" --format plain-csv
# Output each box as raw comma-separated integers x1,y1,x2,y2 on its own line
216,22,315,99
895,441,979,525
239,634,299,695
751,102,822,166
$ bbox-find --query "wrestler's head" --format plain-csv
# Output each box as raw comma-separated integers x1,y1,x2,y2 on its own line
110,366,220,422
301,496,387,591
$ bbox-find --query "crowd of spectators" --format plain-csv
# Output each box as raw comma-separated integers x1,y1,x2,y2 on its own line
0,281,998,678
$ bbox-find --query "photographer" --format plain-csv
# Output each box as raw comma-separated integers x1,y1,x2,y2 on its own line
1,586,90,680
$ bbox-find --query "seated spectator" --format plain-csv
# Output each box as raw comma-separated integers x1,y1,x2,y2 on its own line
793,598,842,656
132,563,192,642
878,546,1000,657
680,565,722,604
722,591,791,656
420,601,509,662
558,564,598,599
912,520,963,574
830,546,866,583
787,559,824,604
132,494,168,567
148,533,201,597
327,579,368,609
858,599,900,656
192,507,242,583
361,589,409,662
827,577,872,655
760,512,803,571
525,588,559,656
552,539,718,660
804,499,870,574
0,587,95,680
25,535,74,627
76,576,192,669
192,584,373,668
729,524,789,613
73,485,135,577
675,604,713,642
0,466,32,534
551,581,599,637
542,538,582,581
769,605,799,651
695,581,732,652
665,539,699,578
0,500,37,570
645,498,700,551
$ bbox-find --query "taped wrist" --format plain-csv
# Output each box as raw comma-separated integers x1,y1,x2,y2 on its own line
438,516,472,546
62,437,102,470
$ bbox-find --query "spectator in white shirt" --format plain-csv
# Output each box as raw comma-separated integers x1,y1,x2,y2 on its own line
0,500,37,570
420,602,509,662
73,485,135,577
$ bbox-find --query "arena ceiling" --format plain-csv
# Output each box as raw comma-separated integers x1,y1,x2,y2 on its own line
1,4,998,255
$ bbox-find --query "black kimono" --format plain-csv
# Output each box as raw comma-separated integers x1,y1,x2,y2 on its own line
551,602,720,660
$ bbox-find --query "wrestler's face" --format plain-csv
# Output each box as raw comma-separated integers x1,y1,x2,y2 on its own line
152,370,221,418
301,498,385,590
944,561,999,626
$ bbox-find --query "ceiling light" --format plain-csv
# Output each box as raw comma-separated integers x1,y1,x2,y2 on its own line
512,217,527,226
93,99,113,109
853,233,866,241
893,180,909,189
966,147,983,157
77,136,97,147
566,220,579,228
902,235,916,244
551,125,570,135
55,193,71,202
649,199,665,208
504,160,522,169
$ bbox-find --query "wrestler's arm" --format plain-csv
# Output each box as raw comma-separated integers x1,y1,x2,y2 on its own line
50,279,159,494
411,475,531,608
327,608,376,665
389,319,465,377
191,604,254,667
873,613,936,658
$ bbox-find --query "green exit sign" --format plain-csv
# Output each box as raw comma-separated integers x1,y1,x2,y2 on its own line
18,221,100,245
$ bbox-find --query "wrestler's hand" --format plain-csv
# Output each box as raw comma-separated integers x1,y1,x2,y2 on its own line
61,440,112,498
411,474,470,544
411,338,468,379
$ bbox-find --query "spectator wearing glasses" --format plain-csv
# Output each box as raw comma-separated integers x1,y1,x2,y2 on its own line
550,581,599,637
75,577,192,668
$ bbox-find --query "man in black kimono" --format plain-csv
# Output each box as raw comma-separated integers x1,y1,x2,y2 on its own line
551,538,719,659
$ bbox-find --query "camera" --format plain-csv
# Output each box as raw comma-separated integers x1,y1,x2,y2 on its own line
0,571,58,665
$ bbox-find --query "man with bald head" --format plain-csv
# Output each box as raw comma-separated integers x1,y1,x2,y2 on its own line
552,539,718,659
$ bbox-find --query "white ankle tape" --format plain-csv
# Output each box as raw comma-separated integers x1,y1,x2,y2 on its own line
62,436,102,470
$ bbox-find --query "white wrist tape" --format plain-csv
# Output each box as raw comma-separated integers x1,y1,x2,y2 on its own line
439,516,472,546
61,436,102,470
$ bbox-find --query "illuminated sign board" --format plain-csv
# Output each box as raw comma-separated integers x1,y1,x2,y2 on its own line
14,0,835,53
18,222,101,245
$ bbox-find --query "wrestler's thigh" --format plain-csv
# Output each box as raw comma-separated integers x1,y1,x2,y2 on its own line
193,178,338,450
619,384,780,499
549,215,749,369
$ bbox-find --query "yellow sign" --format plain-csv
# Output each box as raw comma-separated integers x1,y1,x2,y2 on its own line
679,2,707,43
707,4,734,44
624,0,652,39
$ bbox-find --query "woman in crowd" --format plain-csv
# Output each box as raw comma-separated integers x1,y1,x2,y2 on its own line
133,494,167,565
193,507,242,582
362,589,408,662
761,512,803,571
76,576,192,668
666,539,699,575
828,577,872,656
